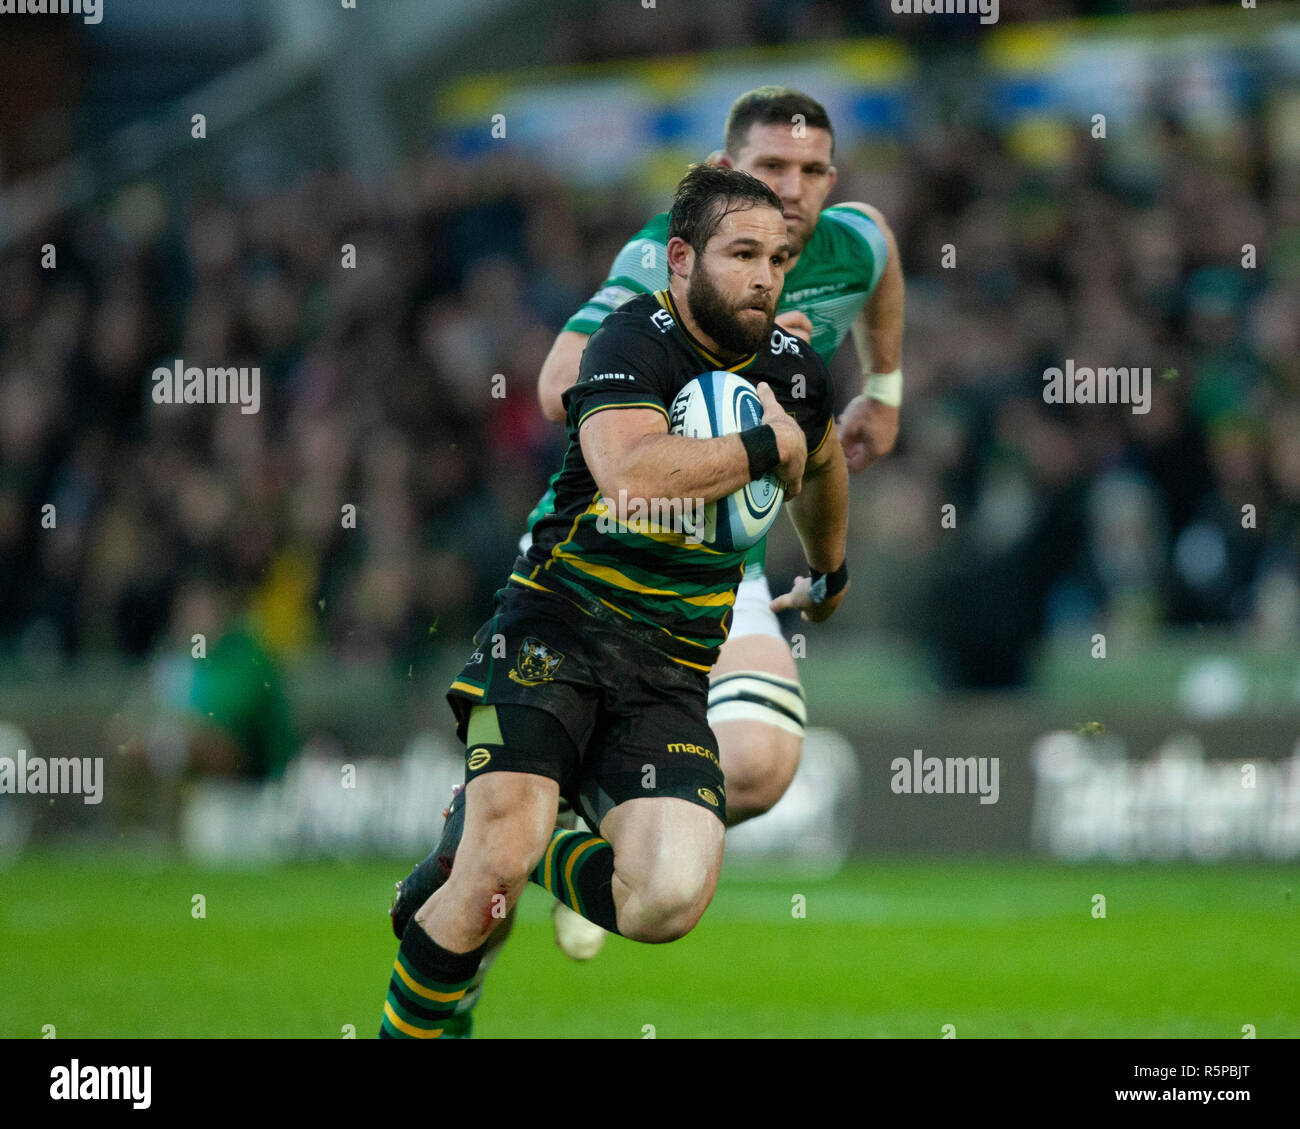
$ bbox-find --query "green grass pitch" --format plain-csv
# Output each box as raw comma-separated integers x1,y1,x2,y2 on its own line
2,851,1296,1038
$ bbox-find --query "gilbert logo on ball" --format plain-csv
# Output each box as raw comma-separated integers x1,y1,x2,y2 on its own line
670,371,784,551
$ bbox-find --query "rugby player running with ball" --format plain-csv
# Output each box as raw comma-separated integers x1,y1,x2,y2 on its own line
389,86,903,1036
379,164,849,1039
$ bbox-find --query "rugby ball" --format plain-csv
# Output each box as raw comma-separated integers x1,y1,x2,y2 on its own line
669,370,784,552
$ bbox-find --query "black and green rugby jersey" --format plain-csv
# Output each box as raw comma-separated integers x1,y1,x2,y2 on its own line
534,203,887,575
512,290,834,671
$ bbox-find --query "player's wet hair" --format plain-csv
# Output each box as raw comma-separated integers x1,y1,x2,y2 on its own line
724,86,835,158
667,164,783,255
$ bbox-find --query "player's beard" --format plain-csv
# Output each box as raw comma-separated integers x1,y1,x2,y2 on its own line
686,260,774,358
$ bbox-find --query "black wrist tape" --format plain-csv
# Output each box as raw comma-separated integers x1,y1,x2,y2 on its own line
739,424,781,481
808,560,849,602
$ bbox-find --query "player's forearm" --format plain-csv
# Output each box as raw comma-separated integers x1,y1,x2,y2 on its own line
787,440,848,571
538,331,590,422
857,254,904,383
599,433,754,507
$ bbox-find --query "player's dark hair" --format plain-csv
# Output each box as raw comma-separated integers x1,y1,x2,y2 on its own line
666,164,783,255
724,86,835,158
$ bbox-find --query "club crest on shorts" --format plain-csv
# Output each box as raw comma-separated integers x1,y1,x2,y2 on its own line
509,637,565,686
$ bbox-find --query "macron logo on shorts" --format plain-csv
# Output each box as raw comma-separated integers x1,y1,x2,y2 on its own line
666,741,719,766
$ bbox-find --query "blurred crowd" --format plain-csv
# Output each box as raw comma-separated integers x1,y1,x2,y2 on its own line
1,78,1297,693
545,0,1236,61
836,118,1300,686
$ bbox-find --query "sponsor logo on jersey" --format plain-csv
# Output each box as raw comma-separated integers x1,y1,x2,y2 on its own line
467,748,492,770
696,786,720,807
784,282,847,302
508,637,565,686
651,308,676,333
667,741,719,766
770,328,802,356
591,372,634,381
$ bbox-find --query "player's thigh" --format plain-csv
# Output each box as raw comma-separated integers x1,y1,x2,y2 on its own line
577,647,726,887
712,624,800,682
709,626,806,792
599,795,724,908
454,769,559,885
451,697,579,885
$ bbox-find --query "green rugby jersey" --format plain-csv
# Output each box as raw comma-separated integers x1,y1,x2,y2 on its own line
565,205,888,367
531,204,887,575
512,290,834,671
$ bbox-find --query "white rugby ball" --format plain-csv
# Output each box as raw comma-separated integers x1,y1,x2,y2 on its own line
669,370,784,552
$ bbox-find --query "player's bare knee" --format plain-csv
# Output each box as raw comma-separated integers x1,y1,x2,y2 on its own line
728,769,789,822
621,889,710,943
617,861,715,942
468,821,549,895
720,729,801,821
425,846,531,935
434,794,551,926
481,847,537,897
621,912,694,944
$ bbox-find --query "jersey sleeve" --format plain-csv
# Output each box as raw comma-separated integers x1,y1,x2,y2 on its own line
765,328,837,457
563,310,675,430
800,355,836,457
821,205,889,296
562,214,671,336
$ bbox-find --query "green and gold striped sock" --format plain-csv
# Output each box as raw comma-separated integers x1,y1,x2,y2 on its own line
379,919,486,1040
529,829,621,934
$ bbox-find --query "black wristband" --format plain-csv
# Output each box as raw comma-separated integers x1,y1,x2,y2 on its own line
808,560,849,602
739,424,781,481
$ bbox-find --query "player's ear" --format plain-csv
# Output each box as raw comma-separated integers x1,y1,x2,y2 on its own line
710,150,731,167
666,235,694,279
827,164,838,192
